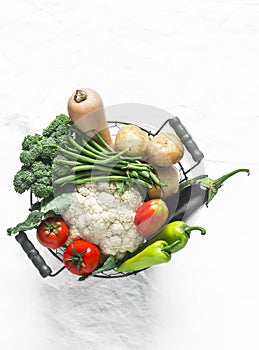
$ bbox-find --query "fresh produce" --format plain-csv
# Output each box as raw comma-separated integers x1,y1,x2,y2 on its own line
147,166,179,199
7,91,251,281
134,199,169,238
53,131,162,192
63,240,101,276
7,193,72,235
67,88,113,146
147,132,184,167
36,216,69,249
13,114,72,199
117,240,175,272
114,124,150,157
142,221,206,253
63,181,144,259
168,168,250,222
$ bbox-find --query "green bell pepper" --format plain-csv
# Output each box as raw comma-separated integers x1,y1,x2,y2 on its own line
116,240,180,273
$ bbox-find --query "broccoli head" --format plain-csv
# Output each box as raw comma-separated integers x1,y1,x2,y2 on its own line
31,161,52,179
40,137,59,161
19,147,41,166
13,167,35,194
22,134,42,151
42,114,72,138
13,114,73,200
31,183,53,199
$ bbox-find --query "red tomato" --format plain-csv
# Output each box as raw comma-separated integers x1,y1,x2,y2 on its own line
134,199,169,238
36,216,69,249
63,240,100,276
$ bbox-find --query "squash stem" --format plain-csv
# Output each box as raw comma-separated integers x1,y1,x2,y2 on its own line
74,89,87,103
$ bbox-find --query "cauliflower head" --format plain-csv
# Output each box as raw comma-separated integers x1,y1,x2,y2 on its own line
63,181,144,259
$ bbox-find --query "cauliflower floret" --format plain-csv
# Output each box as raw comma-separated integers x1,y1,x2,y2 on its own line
120,186,144,211
97,192,116,208
63,181,144,258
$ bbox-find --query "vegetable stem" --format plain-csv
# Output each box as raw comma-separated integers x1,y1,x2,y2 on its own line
74,89,87,103
213,168,250,189
185,226,206,236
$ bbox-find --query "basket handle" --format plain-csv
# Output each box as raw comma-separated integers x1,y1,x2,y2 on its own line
15,231,52,278
169,117,204,162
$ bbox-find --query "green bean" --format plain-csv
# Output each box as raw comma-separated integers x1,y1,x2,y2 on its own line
59,148,95,164
149,171,162,185
96,149,128,164
55,159,84,167
74,175,152,188
54,131,163,190
120,163,151,171
81,139,106,157
54,171,91,185
72,164,122,175
87,137,110,153
68,136,102,159
93,131,115,152
139,170,150,179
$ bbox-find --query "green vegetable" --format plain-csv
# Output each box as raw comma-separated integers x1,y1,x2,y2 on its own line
7,193,72,235
40,192,72,215
179,168,250,204
116,240,177,273
53,132,162,192
13,166,35,193
13,114,72,199
7,211,45,235
143,221,206,254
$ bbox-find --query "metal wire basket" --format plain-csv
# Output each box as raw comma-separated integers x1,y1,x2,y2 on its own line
15,117,204,279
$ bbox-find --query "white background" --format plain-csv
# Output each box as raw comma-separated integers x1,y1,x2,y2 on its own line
1,1,259,349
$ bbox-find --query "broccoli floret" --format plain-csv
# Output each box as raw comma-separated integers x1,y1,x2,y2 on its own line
13,167,35,194
31,183,53,199
42,114,72,138
19,147,41,166
31,161,52,179
22,134,42,151
36,176,52,186
40,137,59,161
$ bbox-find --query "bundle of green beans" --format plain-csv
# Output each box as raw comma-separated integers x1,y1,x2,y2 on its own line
53,131,162,191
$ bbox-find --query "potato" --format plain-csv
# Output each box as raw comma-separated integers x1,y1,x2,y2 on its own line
147,166,179,199
147,132,184,167
115,125,149,157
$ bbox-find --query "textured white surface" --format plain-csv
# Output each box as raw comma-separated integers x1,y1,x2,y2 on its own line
1,1,259,349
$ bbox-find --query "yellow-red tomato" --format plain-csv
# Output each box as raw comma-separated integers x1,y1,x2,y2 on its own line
134,199,169,239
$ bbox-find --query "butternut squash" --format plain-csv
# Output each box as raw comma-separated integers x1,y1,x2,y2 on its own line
67,88,112,146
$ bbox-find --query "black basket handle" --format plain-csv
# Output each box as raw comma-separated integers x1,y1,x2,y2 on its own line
169,117,204,162
15,231,52,278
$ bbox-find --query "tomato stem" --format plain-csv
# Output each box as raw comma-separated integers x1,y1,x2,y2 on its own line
65,244,87,272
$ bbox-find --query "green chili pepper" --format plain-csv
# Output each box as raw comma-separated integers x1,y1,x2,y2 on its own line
142,221,206,254
116,240,179,273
